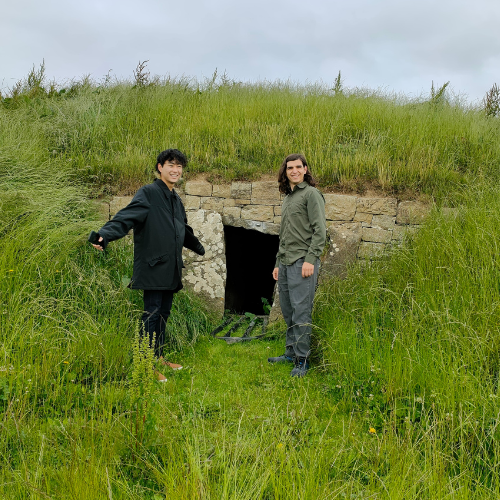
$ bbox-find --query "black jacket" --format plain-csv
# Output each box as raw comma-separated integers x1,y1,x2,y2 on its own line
98,179,204,290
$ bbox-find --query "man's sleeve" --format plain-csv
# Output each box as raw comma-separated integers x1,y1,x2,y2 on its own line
97,188,150,248
305,189,326,265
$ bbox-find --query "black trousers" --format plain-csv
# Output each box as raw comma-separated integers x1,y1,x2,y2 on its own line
142,289,175,357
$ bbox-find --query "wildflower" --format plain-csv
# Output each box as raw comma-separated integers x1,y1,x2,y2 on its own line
9,270,14,272
277,443,284,449
63,361,69,364
369,427,376,434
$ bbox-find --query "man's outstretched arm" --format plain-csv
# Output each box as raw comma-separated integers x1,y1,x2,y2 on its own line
89,188,150,251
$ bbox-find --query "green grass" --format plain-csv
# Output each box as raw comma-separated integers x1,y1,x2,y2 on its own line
2,69,500,497
2,71,500,200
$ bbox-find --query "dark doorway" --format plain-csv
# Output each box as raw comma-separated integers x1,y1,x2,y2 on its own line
224,225,279,315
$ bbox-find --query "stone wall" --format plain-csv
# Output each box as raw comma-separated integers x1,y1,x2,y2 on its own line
103,180,432,319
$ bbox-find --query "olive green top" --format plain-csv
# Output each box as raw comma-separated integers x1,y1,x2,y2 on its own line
275,182,326,267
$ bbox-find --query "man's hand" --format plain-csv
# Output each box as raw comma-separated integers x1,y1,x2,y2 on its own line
302,262,314,278
92,236,105,252
272,267,279,280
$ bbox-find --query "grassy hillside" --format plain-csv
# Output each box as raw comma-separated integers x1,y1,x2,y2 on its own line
2,70,500,497
2,69,500,200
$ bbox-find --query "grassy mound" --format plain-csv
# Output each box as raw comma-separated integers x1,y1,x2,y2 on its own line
2,71,500,200
2,71,500,497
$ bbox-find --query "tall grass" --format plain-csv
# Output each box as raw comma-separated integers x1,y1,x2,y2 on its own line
2,72,500,200
3,68,500,497
314,185,500,493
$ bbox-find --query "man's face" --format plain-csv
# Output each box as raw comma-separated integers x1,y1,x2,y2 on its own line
158,160,183,188
286,159,307,188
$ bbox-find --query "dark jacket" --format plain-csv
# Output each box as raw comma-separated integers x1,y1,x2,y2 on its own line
98,179,204,290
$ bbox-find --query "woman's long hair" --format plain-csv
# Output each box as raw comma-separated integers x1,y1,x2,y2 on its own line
278,153,316,195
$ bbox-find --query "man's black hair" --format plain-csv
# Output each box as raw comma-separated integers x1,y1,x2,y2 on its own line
156,149,188,172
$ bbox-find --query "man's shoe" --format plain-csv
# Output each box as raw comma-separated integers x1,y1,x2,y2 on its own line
155,370,167,382
268,354,294,364
159,357,183,370
290,358,309,377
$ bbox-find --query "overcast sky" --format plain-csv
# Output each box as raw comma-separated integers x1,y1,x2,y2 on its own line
1,0,499,103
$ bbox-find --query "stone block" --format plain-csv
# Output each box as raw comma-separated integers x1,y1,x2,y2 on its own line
223,198,236,207
241,205,274,222
320,222,362,280
185,181,212,197
251,181,280,204
109,196,133,218
397,201,431,225
201,197,224,211
182,209,226,318
353,212,373,223
274,205,282,216
231,182,252,199
273,216,282,225
223,206,241,218
362,227,392,243
91,200,110,221
234,198,251,205
357,241,386,259
356,197,397,216
184,195,201,210
212,184,231,198
222,216,280,235
392,224,419,241
372,215,396,230
323,194,357,221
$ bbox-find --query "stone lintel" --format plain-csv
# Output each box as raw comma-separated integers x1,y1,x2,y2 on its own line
222,216,280,235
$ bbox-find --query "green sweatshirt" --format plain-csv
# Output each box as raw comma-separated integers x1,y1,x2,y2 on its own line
275,181,326,267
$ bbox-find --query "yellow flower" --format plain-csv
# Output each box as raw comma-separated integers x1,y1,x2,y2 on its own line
277,443,284,449
9,270,13,272
369,427,376,434
63,361,69,364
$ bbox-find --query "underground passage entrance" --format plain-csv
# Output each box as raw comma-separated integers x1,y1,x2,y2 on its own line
224,225,280,315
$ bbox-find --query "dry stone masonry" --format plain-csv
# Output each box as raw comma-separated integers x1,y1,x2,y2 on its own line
103,179,432,317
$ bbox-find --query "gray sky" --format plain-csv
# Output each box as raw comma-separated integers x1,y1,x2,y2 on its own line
1,0,499,103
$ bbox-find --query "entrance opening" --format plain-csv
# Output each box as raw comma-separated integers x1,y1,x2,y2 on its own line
224,225,279,315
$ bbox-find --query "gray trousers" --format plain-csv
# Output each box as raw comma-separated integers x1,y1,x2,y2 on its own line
278,258,319,360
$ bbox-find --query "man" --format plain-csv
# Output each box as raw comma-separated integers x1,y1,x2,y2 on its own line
91,149,205,381
268,153,326,377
